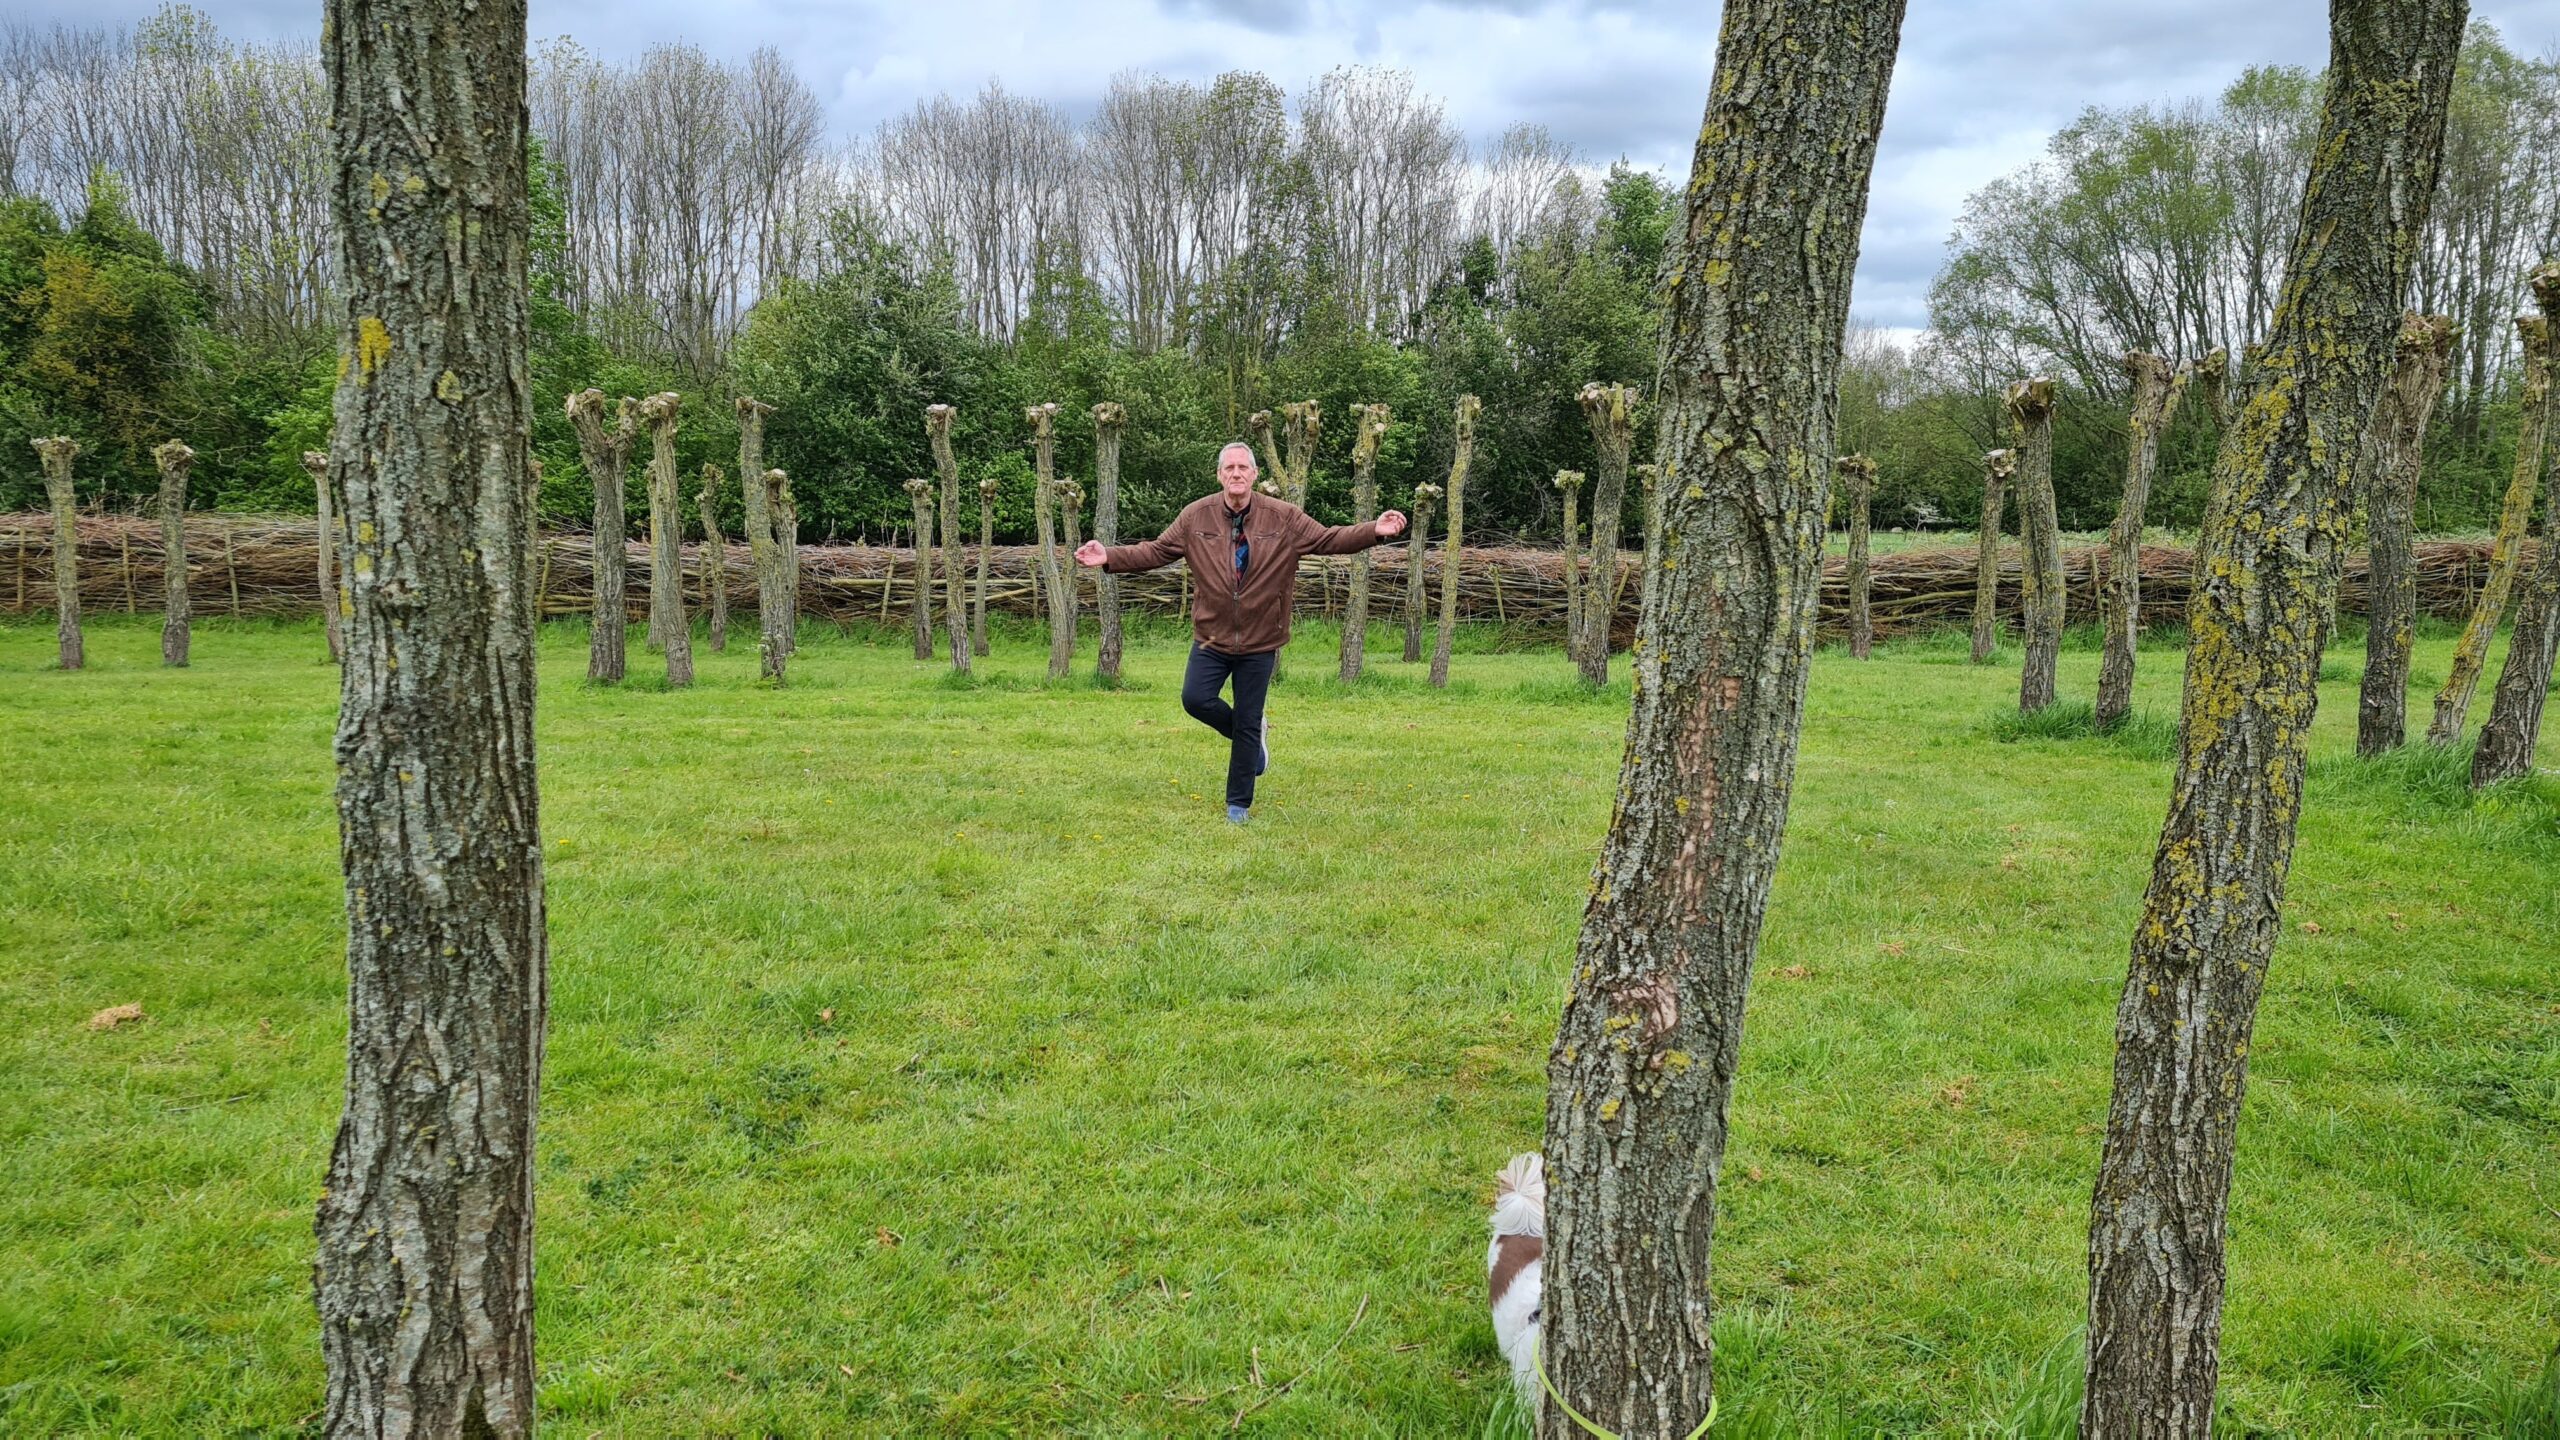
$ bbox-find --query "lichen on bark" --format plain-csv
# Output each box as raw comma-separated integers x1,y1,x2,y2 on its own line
1971,448,2016,663
2430,286,2557,745
2008,377,2063,710
2469,264,2560,786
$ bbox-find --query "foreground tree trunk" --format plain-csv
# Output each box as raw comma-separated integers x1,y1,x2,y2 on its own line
2471,265,2560,786
1338,404,1391,681
1092,402,1127,682
567,390,636,682
1429,395,1479,689
1972,448,2016,663
2081,6,2462,1434
639,392,692,686
903,478,937,659
698,464,728,652
313,0,548,1429
303,448,345,663
927,404,971,675
1027,403,1070,680
1403,484,1440,662
759,469,791,683
2429,302,2555,744
974,477,995,657
737,396,788,665
2010,378,2063,710
1557,468,1588,672
1577,382,1639,684
2094,353,2191,730
1540,3,1905,1432
2357,315,2455,756
156,440,194,667
35,437,81,670
1839,454,1878,659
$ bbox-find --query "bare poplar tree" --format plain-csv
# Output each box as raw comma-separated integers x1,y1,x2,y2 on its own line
1429,394,1478,688
928,404,970,674
1576,381,1639,684
312,0,548,1426
974,475,996,657
737,396,786,667
1540,2,1907,1429
1339,403,1390,682
2429,284,2557,744
2357,314,2455,756
639,392,692,686
2008,377,2064,711
1972,449,2017,663
759,468,790,683
567,390,636,682
156,439,193,667
1026,403,1070,679
1839,454,1879,659
2471,266,2560,785
904,477,936,659
2081,4,2464,1432
34,436,81,670
698,463,728,652
1557,468,1587,666
302,448,343,663
2094,353,2191,730
1402,483,1440,662
1092,402,1127,682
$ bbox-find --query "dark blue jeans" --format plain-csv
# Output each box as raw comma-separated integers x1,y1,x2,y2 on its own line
1181,643,1275,809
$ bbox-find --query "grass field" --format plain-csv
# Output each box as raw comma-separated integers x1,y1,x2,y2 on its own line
3,610,2556,1436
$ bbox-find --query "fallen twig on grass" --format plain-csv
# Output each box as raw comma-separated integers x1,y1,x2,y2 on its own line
1230,1293,1368,1431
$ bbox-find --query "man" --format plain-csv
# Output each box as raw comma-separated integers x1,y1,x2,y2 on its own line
1076,441,1406,823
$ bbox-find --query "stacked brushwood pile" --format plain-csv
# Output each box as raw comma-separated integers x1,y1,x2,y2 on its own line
0,514,2519,641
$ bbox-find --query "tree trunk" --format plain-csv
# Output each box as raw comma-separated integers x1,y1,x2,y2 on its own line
1340,404,1390,683
1429,396,1478,688
567,390,635,683
1027,403,1069,680
1281,401,1319,509
2095,353,2190,730
1055,478,1085,673
303,448,344,664
698,464,728,652
772,469,800,654
738,396,787,666
928,404,971,675
1557,469,1588,672
1972,449,2015,663
758,469,790,683
2081,6,2462,1434
313,0,549,1429
905,478,937,659
1577,382,1639,685
2010,378,2063,711
1636,462,1660,620
2429,307,2555,744
157,440,193,667
1841,454,1878,659
2470,265,2560,786
1402,487,1439,663
1093,402,1127,682
639,392,691,686
1539,4,1905,1431
2357,315,2455,756
974,479,995,658
34,437,80,670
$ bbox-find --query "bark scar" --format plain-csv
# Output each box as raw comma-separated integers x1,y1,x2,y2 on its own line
1605,973,1680,1069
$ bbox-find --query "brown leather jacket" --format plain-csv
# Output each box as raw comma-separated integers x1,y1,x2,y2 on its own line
1102,493,1389,654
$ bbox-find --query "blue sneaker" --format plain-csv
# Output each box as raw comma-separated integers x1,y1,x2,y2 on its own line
1226,804,1250,825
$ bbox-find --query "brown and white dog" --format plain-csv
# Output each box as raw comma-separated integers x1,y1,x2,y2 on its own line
1487,1152,1544,1407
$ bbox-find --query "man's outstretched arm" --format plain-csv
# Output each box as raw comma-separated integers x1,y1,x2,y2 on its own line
1078,520,1189,572
1294,508,1406,556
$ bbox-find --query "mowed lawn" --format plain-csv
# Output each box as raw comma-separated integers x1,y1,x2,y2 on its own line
3,609,2555,1436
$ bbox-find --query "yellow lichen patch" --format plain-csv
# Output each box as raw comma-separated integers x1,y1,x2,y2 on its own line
355,317,392,376
435,371,464,403
368,171,391,205
401,173,426,196
1599,1098,1622,1122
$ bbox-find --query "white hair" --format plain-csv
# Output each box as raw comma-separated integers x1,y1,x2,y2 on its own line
1217,441,1258,468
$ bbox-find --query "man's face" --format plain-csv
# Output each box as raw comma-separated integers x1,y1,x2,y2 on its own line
1218,445,1257,504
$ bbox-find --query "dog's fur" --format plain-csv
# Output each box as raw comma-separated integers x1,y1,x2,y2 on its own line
1487,1152,1544,1408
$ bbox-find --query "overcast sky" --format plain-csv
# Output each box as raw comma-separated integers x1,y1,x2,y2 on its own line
31,0,2560,332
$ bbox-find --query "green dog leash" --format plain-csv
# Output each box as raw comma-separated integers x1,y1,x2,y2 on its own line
1531,1336,1719,1439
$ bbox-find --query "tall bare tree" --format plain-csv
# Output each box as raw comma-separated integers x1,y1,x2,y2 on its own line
2429,293,2556,743
1339,403,1391,682
1540,2,1906,1430
2357,314,2456,756
2471,265,2560,785
1402,483,1440,663
639,391,692,686
35,436,82,670
2081,3,2464,1432
1092,402,1127,682
759,468,791,683
1298,65,1467,337
155,439,193,667
303,448,344,663
698,463,728,652
2095,352,2192,730
736,396,787,668
567,390,635,682
1027,403,1071,679
312,0,548,1428
1576,382,1640,684
928,404,970,675
1972,449,2017,663
2008,377,2063,711
1429,394,1479,689
904,477,936,660
1839,454,1879,659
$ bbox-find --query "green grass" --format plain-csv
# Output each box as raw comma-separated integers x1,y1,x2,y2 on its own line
3,612,2555,1435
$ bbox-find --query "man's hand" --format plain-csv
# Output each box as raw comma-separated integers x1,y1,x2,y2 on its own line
1375,509,1407,538
1074,539,1108,568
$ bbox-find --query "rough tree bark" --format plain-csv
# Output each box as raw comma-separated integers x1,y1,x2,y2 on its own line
1339,403,1391,682
1429,394,1478,689
2080,5,2463,1435
639,392,692,686
2471,264,2560,786
566,390,635,683
1055,477,1085,672
737,395,789,664
1557,468,1587,671
2094,353,2191,730
2356,315,2455,756
1539,3,1906,1432
1402,484,1440,663
772,468,801,651
927,404,971,675
759,469,790,683
34,437,80,670
312,0,549,1429
1026,403,1070,680
2429,298,2556,744
1093,402,1127,682
904,477,936,660
1972,448,2016,663
1577,381,1639,685
698,464,728,652
303,448,344,663
1840,454,1878,659
2009,378,2063,711
974,476,996,657
1636,462,1661,617
156,440,193,667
